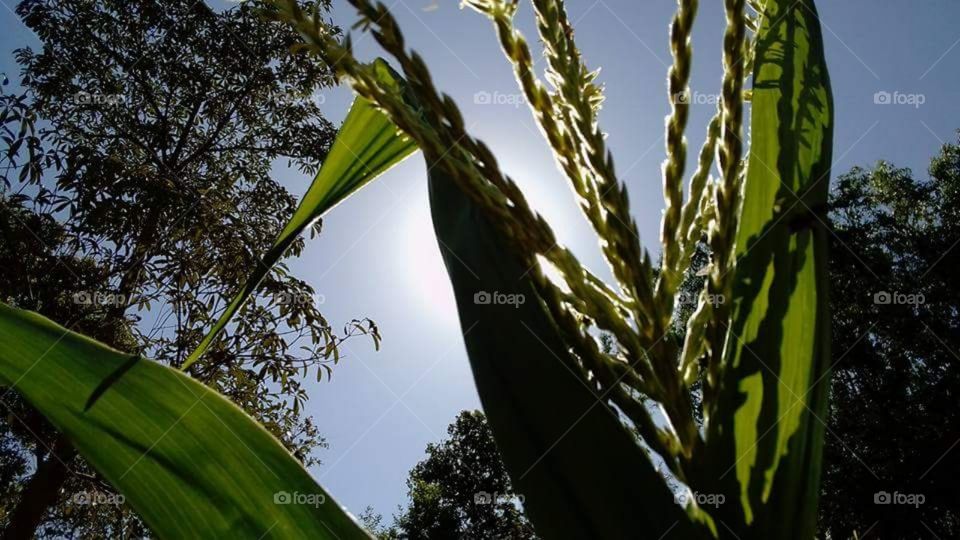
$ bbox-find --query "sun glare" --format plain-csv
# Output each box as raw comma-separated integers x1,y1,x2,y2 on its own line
399,192,459,324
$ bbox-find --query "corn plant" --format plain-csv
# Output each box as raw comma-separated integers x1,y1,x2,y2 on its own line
0,0,833,537
264,0,833,536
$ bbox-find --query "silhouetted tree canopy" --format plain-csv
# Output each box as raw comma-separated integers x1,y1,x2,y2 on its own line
363,411,537,540
819,136,960,539
0,0,379,536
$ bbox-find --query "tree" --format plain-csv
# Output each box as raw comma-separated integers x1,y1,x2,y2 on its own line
819,137,960,538
0,196,150,538
0,0,378,536
368,411,537,540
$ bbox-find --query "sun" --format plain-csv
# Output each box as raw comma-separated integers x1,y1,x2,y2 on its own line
397,188,460,325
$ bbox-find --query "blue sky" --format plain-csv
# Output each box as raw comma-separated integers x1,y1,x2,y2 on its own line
2,0,959,522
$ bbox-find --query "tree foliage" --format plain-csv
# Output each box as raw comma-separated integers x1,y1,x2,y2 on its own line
367,411,536,540
0,0,378,535
819,136,960,539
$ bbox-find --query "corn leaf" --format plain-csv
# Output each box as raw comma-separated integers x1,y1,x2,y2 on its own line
0,302,371,539
700,0,834,536
428,166,709,539
183,58,418,370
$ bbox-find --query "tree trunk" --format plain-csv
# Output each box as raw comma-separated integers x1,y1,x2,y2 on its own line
3,435,77,539
4,272,144,537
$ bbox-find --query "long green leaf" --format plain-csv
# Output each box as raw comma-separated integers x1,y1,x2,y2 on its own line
701,0,834,536
183,58,418,370
428,165,709,539
0,302,370,539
